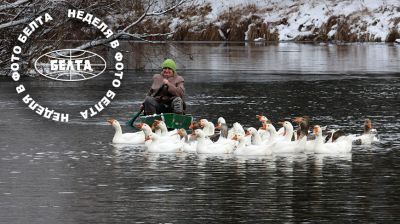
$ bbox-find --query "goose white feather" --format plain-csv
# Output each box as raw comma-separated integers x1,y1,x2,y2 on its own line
145,133,182,153
233,134,272,156
200,119,215,137
271,121,305,153
176,129,197,153
108,119,145,144
195,129,235,154
313,125,352,154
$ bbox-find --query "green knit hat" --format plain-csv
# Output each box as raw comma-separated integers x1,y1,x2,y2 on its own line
162,59,176,74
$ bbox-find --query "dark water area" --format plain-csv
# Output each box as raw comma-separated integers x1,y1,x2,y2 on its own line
1,43,400,223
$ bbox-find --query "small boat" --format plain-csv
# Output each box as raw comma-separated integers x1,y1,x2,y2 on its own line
127,113,193,131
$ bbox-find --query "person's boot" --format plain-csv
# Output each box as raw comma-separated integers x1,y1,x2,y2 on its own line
171,97,184,114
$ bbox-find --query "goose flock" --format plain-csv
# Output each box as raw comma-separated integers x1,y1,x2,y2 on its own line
107,117,379,155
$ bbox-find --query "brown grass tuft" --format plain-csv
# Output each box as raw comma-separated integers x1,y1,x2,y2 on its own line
386,29,399,42
200,24,225,41
247,22,279,41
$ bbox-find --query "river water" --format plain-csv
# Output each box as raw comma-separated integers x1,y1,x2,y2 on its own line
0,42,400,223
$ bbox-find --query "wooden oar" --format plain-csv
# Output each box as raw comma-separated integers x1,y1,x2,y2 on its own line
126,107,144,129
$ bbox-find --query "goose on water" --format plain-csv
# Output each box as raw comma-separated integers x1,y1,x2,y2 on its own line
215,117,233,144
256,115,270,141
293,116,310,140
270,121,306,153
176,128,197,153
144,132,182,153
353,118,379,145
313,125,352,154
108,119,145,144
233,134,272,156
199,119,216,137
194,129,235,154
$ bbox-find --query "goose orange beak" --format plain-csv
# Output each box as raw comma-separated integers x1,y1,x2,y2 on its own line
261,124,267,130
367,119,372,129
256,114,267,122
189,122,195,130
135,123,144,129
313,126,318,135
215,123,221,129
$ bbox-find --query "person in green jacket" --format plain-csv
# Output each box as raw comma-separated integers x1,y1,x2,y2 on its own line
142,59,185,115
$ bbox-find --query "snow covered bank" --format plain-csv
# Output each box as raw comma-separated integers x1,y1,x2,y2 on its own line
166,0,400,42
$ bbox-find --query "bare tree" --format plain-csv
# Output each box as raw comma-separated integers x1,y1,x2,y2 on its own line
0,0,193,73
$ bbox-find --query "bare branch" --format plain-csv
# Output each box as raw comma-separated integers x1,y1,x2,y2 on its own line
122,0,187,32
76,0,187,50
121,2,153,33
0,0,194,71
119,31,175,43
0,0,29,11
0,17,30,29
147,0,186,16
135,32,175,38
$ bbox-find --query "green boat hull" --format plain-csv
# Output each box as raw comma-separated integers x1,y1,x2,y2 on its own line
127,113,193,131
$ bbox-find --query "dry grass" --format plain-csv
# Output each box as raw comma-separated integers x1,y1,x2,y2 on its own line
172,24,225,41
218,4,259,22
177,3,212,18
247,22,279,41
386,29,399,42
157,2,397,42
200,25,224,41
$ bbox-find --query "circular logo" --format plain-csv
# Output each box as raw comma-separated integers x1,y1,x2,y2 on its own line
10,10,125,123
34,49,107,81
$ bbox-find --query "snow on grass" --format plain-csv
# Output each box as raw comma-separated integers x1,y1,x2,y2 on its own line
190,0,400,41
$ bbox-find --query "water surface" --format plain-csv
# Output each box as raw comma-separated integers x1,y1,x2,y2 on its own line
0,43,399,223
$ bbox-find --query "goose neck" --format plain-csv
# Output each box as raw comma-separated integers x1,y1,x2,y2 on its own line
113,124,123,136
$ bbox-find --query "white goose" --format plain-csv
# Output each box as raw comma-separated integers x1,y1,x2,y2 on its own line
304,137,316,152
271,121,306,153
276,121,298,140
233,134,272,156
256,114,269,123
214,117,237,147
227,122,245,139
152,120,178,136
313,125,352,154
145,132,182,153
262,123,284,144
108,119,145,144
152,120,180,143
246,127,263,145
199,119,215,137
227,122,252,146
194,129,235,154
256,115,270,141
135,123,154,137
215,117,229,141
176,129,197,153
352,118,379,145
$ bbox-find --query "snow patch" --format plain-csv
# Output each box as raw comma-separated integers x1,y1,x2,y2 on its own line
186,0,400,42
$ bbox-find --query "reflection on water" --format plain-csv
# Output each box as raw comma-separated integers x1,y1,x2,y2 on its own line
0,43,400,223
123,42,400,74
